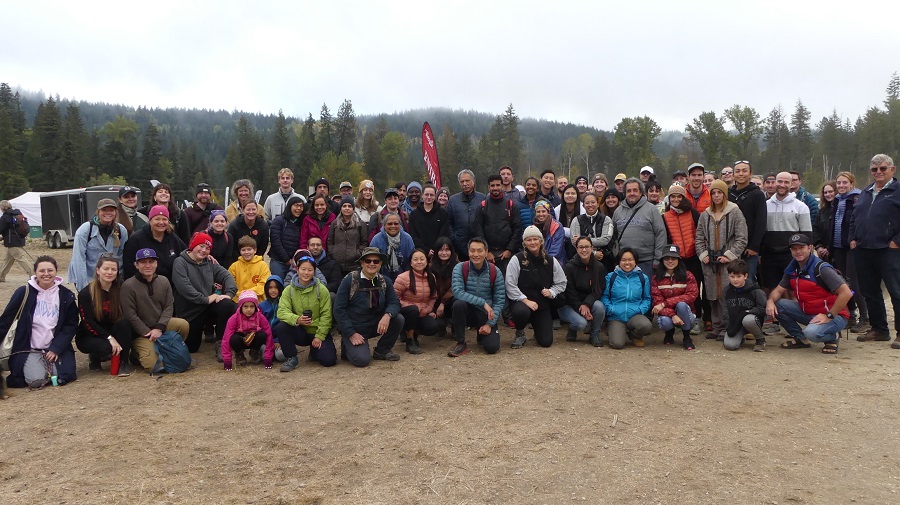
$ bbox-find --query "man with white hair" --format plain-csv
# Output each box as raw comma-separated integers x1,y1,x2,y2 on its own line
447,169,486,260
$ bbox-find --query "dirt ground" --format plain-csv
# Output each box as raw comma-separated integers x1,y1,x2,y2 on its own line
1,243,899,505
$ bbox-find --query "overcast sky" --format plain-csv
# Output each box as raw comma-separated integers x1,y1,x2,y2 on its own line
2,1,896,131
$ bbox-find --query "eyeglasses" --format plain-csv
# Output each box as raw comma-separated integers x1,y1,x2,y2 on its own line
362,258,382,264
871,165,891,173
721,170,733,175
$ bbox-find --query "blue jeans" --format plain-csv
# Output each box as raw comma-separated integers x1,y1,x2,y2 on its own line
744,254,759,283
775,299,846,343
558,301,606,336
656,302,695,331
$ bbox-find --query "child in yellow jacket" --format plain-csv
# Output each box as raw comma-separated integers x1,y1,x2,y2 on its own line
228,235,271,301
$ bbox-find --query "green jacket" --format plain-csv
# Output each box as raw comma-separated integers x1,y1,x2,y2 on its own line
276,279,332,341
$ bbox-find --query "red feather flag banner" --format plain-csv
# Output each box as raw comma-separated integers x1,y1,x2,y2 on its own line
421,122,441,189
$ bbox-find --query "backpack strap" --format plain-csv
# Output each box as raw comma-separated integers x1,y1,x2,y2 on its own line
462,261,496,295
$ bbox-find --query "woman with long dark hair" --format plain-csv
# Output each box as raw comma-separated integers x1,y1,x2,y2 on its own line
269,195,306,280
394,249,443,354
559,236,607,346
429,237,458,329
207,210,236,268
76,255,133,376
601,188,622,218
138,183,191,245
814,181,836,259
300,194,336,250
651,245,699,350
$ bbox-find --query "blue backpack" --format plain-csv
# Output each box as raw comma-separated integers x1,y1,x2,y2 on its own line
152,331,192,375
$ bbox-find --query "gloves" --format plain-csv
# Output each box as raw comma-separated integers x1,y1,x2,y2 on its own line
224,360,233,371
264,360,273,369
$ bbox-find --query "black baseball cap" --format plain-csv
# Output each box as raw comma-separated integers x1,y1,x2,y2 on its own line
118,186,138,198
196,183,211,194
384,188,400,198
788,233,811,247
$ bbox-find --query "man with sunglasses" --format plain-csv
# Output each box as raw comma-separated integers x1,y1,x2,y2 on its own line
333,247,404,366
849,154,900,348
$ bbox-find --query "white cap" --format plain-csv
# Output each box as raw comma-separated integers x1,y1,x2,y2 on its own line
640,166,654,174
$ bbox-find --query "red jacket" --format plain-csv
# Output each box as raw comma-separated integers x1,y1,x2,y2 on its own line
300,213,336,250
786,258,850,319
651,271,699,317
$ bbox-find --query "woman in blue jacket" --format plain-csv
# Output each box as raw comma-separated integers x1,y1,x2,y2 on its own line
601,248,652,349
268,195,306,280
532,200,567,267
369,213,414,281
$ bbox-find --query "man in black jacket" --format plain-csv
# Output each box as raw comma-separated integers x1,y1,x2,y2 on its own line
0,200,32,282
729,161,767,281
409,183,449,255
476,174,523,326
184,183,224,234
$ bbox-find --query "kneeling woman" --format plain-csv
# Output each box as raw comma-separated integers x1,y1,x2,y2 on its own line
274,254,336,370
651,245,699,350
394,249,443,354
559,236,607,346
506,226,567,348
601,248,652,349
0,256,79,388
76,255,134,376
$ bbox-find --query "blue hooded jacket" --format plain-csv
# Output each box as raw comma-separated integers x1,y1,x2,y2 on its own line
600,266,651,322
259,275,284,328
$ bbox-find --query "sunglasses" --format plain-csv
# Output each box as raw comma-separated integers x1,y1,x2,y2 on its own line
362,258,382,264
871,165,891,173
733,160,751,166
294,255,315,265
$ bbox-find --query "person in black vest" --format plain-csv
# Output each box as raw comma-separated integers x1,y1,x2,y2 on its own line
506,225,567,348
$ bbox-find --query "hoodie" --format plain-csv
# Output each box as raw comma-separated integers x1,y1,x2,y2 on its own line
221,290,274,370
762,193,812,254
723,280,767,337
28,276,64,349
228,254,271,302
729,183,767,254
259,275,284,328
612,196,667,265
172,250,238,321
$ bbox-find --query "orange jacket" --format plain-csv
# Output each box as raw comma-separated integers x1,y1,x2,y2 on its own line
663,209,698,258
685,186,711,213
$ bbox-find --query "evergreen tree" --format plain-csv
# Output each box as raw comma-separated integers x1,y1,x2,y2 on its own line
140,121,163,184
99,115,140,185
790,99,813,171
25,97,64,191
723,105,762,158
685,111,731,169
456,133,477,179
224,116,267,192
362,129,385,189
589,134,613,175
268,110,293,187
296,113,317,187
884,72,900,153
59,104,88,187
497,103,523,170
318,104,335,156
307,152,367,190
436,124,459,188
0,105,29,198
379,131,407,188
761,106,791,170
334,99,357,157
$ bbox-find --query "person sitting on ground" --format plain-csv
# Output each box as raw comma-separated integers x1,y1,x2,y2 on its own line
122,205,186,282
369,212,414,281
228,235,271,302
429,237,458,334
76,254,133,376
722,259,767,352
171,232,238,356
120,248,190,370
207,209,236,269
226,200,269,257
448,237,505,357
259,275,284,328
0,256,78,388
274,253,336,370
333,247,404,367
328,195,368,276
268,195,306,280
559,236,607,347
506,226,568,349
68,199,128,291
221,290,274,370
767,233,852,355
650,245,699,350
601,248,652,349
394,249,443,354
300,194,336,250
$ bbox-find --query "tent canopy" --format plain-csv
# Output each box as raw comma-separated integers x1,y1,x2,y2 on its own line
9,192,42,226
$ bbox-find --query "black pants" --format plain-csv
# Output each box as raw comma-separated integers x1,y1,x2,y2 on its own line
450,299,500,353
185,299,238,352
340,314,404,367
75,319,133,360
228,331,268,353
510,301,554,347
273,322,337,367
399,305,443,336
855,247,900,333
831,247,868,318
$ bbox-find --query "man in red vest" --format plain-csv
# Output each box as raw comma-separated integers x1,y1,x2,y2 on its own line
765,233,852,354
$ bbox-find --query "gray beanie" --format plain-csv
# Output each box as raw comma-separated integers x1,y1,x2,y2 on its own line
340,195,355,208
522,225,543,241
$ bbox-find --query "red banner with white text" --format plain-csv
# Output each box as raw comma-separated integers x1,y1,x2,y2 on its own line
421,122,441,189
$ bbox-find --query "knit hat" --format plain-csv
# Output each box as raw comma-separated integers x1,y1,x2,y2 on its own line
189,232,213,251
710,179,729,197
522,225,543,241
196,183,211,195
237,290,259,307
340,195,355,208
574,175,589,185
285,195,306,208
603,188,623,200
314,177,330,191
358,179,374,192
407,181,423,193
667,184,686,197
148,205,169,220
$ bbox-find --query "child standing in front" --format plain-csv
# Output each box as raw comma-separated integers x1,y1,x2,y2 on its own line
222,290,275,370
723,259,767,351
228,236,271,302
259,275,284,361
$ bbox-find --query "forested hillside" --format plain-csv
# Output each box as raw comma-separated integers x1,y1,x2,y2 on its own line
1,74,898,202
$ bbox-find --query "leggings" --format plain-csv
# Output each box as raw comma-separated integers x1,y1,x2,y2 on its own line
510,301,554,347
75,319,134,360
399,305,443,336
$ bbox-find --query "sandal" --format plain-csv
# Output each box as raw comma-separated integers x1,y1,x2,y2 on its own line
821,343,839,354
780,339,811,349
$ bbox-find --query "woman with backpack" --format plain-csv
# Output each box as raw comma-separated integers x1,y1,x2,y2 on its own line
0,255,79,388
601,248,652,349
68,199,128,291
0,200,33,282
75,254,133,376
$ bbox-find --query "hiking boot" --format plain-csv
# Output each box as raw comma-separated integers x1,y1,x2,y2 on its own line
248,348,261,364
566,329,577,342
753,339,767,352
436,326,448,339
589,334,603,347
682,336,695,351
857,329,891,342
762,322,781,335
373,350,400,361
851,317,871,334
511,330,526,349
235,350,247,365
632,338,645,348
663,330,675,345
89,354,103,372
117,362,133,377
447,343,469,357
280,356,299,372
705,332,718,340
406,336,423,354
398,334,407,343
892,335,900,350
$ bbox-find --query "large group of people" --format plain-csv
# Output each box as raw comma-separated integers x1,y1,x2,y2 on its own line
1,154,899,391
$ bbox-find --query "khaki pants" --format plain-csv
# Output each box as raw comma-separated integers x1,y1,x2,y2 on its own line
0,246,32,281
131,318,190,370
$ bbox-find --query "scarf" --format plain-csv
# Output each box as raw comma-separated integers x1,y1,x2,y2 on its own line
386,232,402,273
832,189,859,248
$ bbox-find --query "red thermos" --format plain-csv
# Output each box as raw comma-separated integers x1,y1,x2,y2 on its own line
110,354,120,376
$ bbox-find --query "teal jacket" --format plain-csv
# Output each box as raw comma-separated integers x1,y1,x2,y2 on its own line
451,261,506,326
600,266,651,322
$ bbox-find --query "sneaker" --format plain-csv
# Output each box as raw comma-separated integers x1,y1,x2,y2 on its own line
117,362,133,377
552,319,561,330
705,332,718,340
892,335,900,350
851,317,871,334
511,330,526,349
280,356,299,372
89,355,102,372
589,334,603,347
857,329,891,342
566,329,577,342
762,322,781,335
447,343,469,357
505,318,516,329
682,336,695,351
753,339,767,352
632,338,645,348
373,350,400,361
406,336,423,354
690,324,701,335
248,348,261,364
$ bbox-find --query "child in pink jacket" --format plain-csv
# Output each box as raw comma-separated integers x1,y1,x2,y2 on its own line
222,290,275,370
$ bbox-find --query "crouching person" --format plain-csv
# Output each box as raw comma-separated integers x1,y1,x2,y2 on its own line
506,226,567,348
222,290,274,370
767,233,851,354
76,254,133,376
722,259,767,352
560,236,608,346
274,254,335,370
601,248,652,349
333,247,403,366
448,237,506,357
121,249,189,370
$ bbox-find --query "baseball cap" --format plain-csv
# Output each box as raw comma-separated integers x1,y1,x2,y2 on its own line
788,233,811,247
384,187,400,198
640,166,654,175
614,173,627,182
687,163,706,174
118,186,138,198
196,183,211,194
661,244,681,259
135,248,158,260
339,181,352,190
673,170,688,178
96,198,117,210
